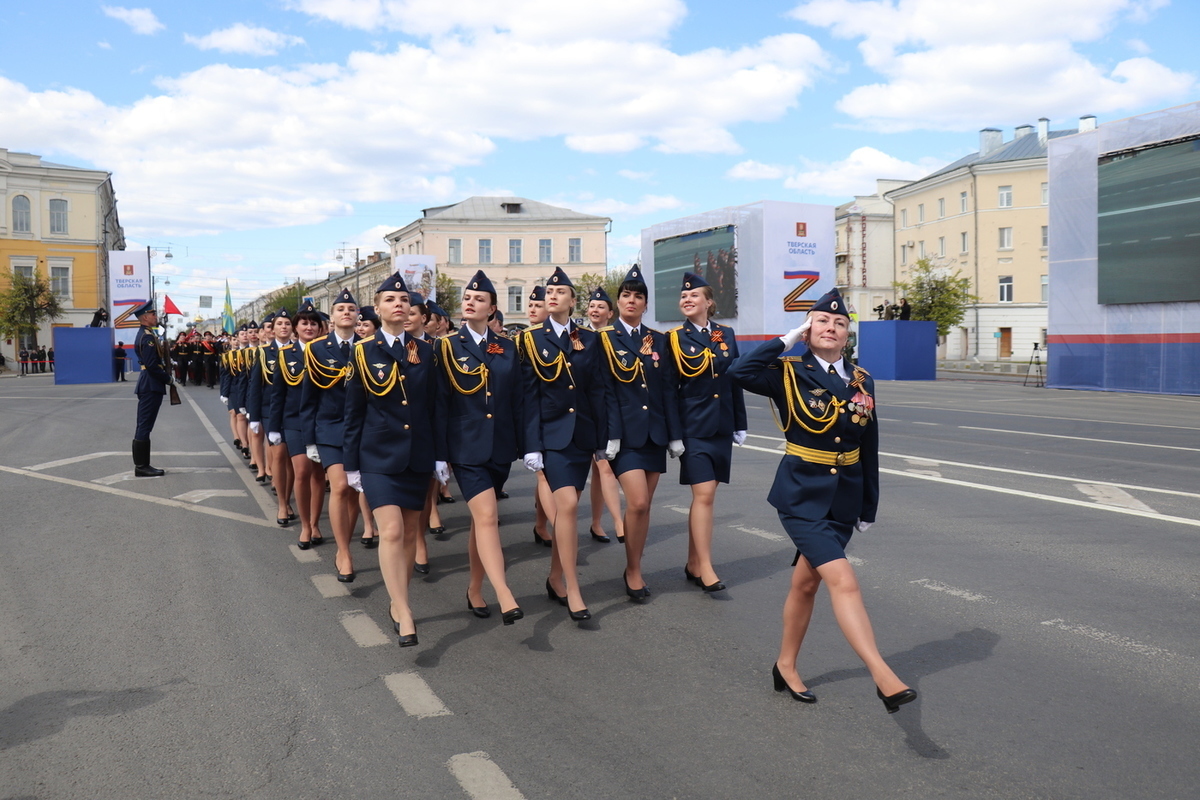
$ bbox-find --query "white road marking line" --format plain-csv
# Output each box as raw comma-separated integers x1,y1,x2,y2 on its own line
172,489,247,503
92,466,231,485
1073,484,1156,512
911,578,995,603
666,505,690,515
730,524,786,542
447,752,525,800
904,458,939,467
0,395,134,400
25,451,220,471
906,469,942,477
311,574,349,597
339,610,390,647
959,426,1200,452
290,544,321,563
911,421,939,426
1040,619,1174,658
384,672,453,718
847,555,866,566
181,389,278,521
884,406,1200,432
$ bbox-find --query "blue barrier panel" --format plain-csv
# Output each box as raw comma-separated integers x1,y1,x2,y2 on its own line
858,320,937,380
53,327,116,385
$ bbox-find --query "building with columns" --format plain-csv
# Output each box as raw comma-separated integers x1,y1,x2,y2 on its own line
834,179,907,322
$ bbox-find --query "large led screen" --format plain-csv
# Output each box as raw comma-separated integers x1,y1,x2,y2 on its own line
652,225,738,321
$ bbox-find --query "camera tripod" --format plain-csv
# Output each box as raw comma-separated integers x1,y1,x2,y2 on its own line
1024,343,1044,388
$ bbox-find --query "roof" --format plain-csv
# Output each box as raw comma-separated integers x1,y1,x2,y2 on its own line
919,128,1079,182
421,196,609,222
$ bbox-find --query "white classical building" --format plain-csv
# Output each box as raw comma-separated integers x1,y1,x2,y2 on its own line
834,179,907,321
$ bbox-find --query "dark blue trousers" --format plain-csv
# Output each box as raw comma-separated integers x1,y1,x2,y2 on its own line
135,391,164,440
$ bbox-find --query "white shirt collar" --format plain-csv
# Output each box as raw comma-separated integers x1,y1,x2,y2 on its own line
465,325,488,346
549,317,570,337
334,332,354,346
813,353,849,383
379,328,404,347
619,318,640,337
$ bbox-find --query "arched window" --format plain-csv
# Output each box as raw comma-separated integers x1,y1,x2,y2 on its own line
50,199,68,234
12,195,31,233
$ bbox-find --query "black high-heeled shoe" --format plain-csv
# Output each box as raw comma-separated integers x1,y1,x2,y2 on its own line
683,566,700,585
390,608,418,647
700,577,726,593
429,526,446,538
545,578,567,606
295,537,309,549
466,592,490,619
310,534,324,546
589,526,611,543
336,570,355,583
286,512,298,521
414,562,430,574
617,534,625,543
233,438,242,449
772,664,816,703
361,535,377,549
278,517,290,528
624,572,650,602
568,605,591,622
533,529,553,547
501,607,524,625
877,686,917,714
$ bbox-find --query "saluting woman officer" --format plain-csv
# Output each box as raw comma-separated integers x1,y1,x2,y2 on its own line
730,288,915,713
343,273,442,647
437,270,525,625
596,265,682,600
520,267,617,622
669,271,746,592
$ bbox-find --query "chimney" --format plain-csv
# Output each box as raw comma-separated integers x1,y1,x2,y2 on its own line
1037,117,1049,145
1014,124,1034,139
1079,115,1097,132
980,128,1003,156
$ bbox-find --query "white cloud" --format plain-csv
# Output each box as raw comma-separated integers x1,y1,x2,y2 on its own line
551,193,685,218
726,160,788,180
102,6,165,36
184,24,305,56
98,41,112,50
617,169,653,181
1126,38,1151,54
791,0,1194,130
783,146,944,197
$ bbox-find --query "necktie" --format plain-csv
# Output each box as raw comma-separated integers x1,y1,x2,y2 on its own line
340,341,350,360
630,327,638,339
560,329,570,349
828,364,837,376
700,327,709,337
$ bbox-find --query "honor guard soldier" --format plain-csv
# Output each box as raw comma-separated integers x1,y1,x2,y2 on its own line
730,287,915,713
131,300,172,477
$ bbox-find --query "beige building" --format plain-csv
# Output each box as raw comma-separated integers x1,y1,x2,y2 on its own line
386,196,610,317
885,118,1090,360
835,179,907,321
1,148,124,361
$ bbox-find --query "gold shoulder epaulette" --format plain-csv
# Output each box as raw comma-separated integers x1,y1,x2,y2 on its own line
355,335,375,345
852,364,871,377
527,323,543,331
670,325,684,332
596,325,614,332
780,356,804,362
641,325,661,336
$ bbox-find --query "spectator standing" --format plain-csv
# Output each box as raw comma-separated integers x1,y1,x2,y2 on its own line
898,298,911,320
47,347,54,372
37,346,47,373
114,341,128,381
19,348,29,376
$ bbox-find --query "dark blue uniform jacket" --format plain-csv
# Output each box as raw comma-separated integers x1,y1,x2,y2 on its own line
135,326,170,395
670,320,747,438
597,324,681,448
300,333,356,449
436,329,524,465
520,322,614,453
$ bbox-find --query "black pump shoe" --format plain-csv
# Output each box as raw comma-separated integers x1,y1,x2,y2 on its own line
501,607,524,625
533,529,553,547
568,606,591,622
589,526,611,543
683,566,700,585
414,562,430,575
360,535,377,548
545,579,567,606
336,570,355,583
877,686,917,714
624,572,650,602
467,593,490,619
772,664,817,703
390,608,418,647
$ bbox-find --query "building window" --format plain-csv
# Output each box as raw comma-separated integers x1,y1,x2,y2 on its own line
999,275,1013,303
51,265,71,297
960,231,968,253
1041,225,1048,248
900,209,908,228
999,227,1013,249
938,236,945,257
937,198,945,218
918,241,925,258
478,239,492,264
13,263,35,280
568,238,582,263
508,285,524,313
917,203,925,222
509,239,522,264
998,185,1013,207
448,239,462,264
539,238,552,263
900,245,907,266
49,199,68,234
12,195,32,233
960,191,968,213
1041,182,1049,205
1041,274,1049,302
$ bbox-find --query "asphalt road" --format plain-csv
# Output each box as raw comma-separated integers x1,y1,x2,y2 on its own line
2,373,1199,799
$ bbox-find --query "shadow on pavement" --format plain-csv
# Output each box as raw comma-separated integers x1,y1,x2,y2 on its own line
0,685,168,751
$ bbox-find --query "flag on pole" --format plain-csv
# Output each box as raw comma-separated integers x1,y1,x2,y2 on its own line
162,295,183,316
221,280,236,334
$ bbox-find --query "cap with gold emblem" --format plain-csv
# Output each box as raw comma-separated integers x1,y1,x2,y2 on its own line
375,272,408,295
467,269,496,296
809,287,849,318
681,271,709,291
547,266,574,289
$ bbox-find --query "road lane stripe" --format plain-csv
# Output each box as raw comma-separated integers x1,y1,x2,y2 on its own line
181,389,278,521
339,610,390,647
911,578,995,603
25,451,220,470
446,752,525,800
384,672,453,718
873,406,1200,432
93,466,232,485
729,524,786,542
959,426,1200,452
290,544,321,563
666,505,689,515
1073,484,1156,512
172,489,248,503
1040,619,1174,658
311,574,349,597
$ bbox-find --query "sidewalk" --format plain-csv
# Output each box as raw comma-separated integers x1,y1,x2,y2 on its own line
937,358,1046,384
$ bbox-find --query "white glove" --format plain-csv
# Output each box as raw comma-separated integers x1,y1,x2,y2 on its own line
306,445,321,464
268,431,282,446
733,430,747,446
780,319,812,349
435,461,450,485
240,407,248,416
219,395,228,404
605,439,621,460
523,452,544,472
855,519,873,533
668,439,685,458
249,421,261,434
346,470,363,492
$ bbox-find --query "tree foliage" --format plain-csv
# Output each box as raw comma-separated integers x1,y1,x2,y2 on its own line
893,258,978,337
434,271,460,318
0,271,63,348
259,281,308,319
573,270,624,316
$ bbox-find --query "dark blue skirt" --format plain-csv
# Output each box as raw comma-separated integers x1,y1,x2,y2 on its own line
678,434,732,485
283,428,304,457
453,460,512,502
611,442,667,476
543,442,593,492
778,511,853,569
316,444,344,467
362,469,432,511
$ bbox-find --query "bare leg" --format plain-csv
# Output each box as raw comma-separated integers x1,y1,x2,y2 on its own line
271,444,291,520
290,452,315,541
249,428,267,478
227,410,239,445
550,485,586,613
597,458,625,540
588,462,606,536
618,469,659,591
776,555,821,692
326,463,354,575
376,505,421,638
535,470,555,544
307,461,326,539
816,558,909,696
686,479,720,585
415,478,435,567
358,493,376,540
465,487,518,613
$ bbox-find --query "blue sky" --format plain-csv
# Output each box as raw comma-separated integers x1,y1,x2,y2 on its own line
2,0,1196,319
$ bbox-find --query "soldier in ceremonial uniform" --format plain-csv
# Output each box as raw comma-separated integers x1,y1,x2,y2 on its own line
343,273,441,647
405,291,441,572
584,286,625,545
596,265,682,600
519,267,617,622
249,309,295,526
522,285,556,548
200,331,220,388
350,307,380,548
131,300,172,477
669,271,746,592
437,270,525,624
730,288,915,713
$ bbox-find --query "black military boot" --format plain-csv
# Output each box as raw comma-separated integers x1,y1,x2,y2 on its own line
133,439,165,477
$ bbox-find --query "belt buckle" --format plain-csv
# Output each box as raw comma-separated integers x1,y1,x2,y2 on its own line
835,452,846,466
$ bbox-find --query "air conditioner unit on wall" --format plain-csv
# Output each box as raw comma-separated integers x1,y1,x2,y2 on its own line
905,241,915,247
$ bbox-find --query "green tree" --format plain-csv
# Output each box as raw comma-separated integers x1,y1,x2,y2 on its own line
260,280,307,319
0,271,63,349
435,271,461,318
573,270,626,316
893,258,978,337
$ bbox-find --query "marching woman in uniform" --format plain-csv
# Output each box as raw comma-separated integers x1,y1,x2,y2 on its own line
597,265,682,600
584,286,626,545
220,325,246,455
406,292,439,573
730,288,916,712
343,273,442,647
352,308,380,548
437,270,525,624
520,267,617,622
250,310,295,526
670,271,747,592
522,285,555,548
244,318,270,479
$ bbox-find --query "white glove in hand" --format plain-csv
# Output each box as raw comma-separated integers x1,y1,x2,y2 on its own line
733,430,748,446
605,439,621,460
523,452,544,472
346,470,363,492
780,319,811,349
248,421,261,434
668,439,686,458
435,461,450,485
855,519,873,533
268,431,282,446
219,395,228,404
240,407,248,416
306,445,321,464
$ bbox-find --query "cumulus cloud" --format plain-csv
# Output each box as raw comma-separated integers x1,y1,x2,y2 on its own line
101,6,165,35
617,169,654,181
184,24,305,56
550,193,685,218
783,146,945,197
726,160,789,180
790,0,1194,130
